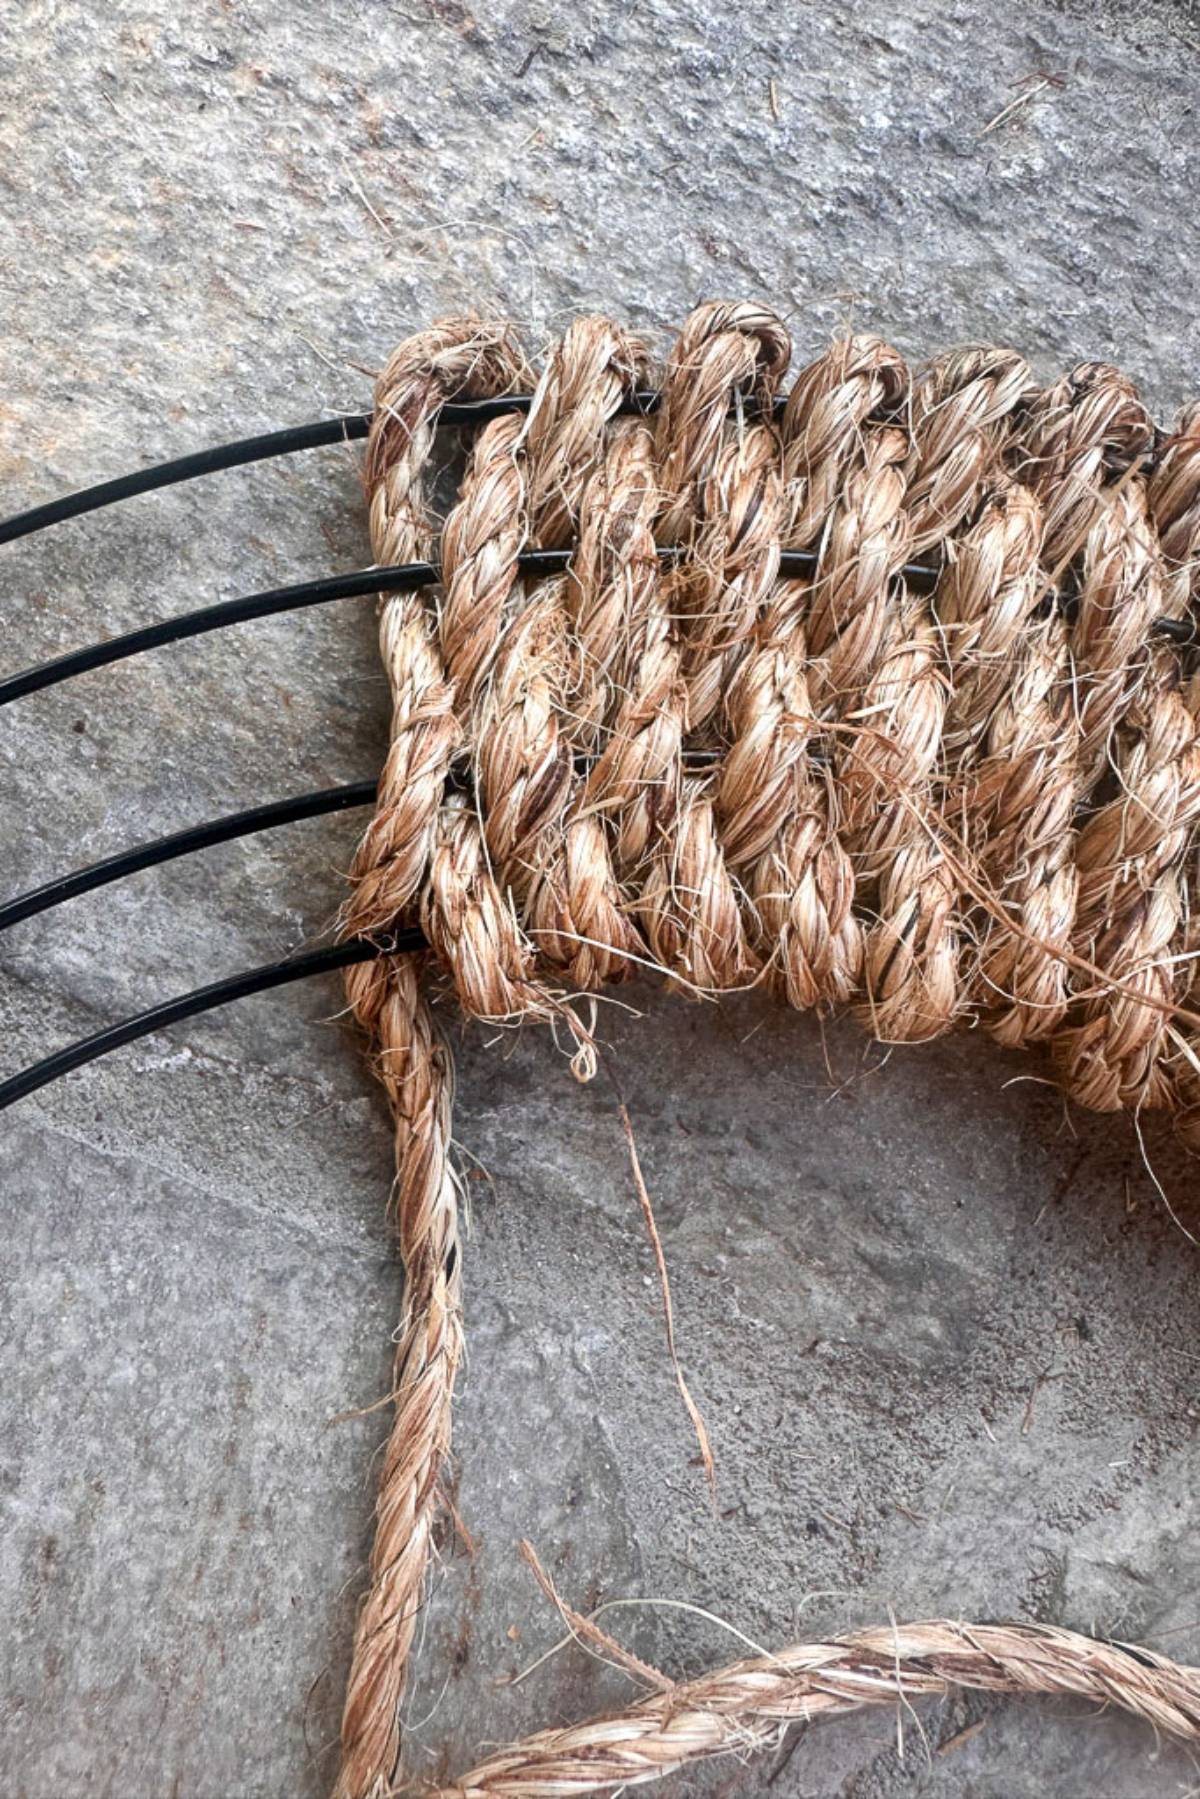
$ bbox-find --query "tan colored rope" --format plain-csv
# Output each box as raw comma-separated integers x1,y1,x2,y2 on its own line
337,306,1200,1799
428,1620,1200,1797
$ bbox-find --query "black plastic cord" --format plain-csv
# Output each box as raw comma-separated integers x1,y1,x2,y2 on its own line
0,390,852,548
0,780,377,933
0,391,658,546
0,388,1173,556
1,546,965,707
0,395,578,546
0,934,417,1112
0,564,430,704
0,550,578,705
2,748,750,942
4,543,1189,710
0,415,370,546
1154,615,1196,645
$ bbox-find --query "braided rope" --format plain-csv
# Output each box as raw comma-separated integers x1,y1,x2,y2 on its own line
337,305,1200,1799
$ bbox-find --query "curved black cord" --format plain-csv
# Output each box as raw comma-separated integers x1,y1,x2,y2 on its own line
3,546,978,707
6,542,1188,710
0,388,1174,558
0,388,841,549
2,752,737,938
0,932,421,1112
0,396,566,546
0,551,575,705
0,415,370,546
0,780,377,932
0,390,653,546
0,564,433,705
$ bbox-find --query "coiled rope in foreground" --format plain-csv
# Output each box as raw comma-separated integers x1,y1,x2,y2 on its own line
336,303,1200,1797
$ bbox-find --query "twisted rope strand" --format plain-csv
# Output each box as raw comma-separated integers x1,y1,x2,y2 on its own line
428,1621,1200,1797
336,955,462,1799
1152,405,1200,1133
518,320,648,987
1017,363,1163,781
640,305,790,987
578,425,685,877
337,320,534,1799
968,608,1081,1045
338,306,1200,1799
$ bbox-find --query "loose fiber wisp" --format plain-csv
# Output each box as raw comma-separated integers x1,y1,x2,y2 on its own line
4,299,1200,1796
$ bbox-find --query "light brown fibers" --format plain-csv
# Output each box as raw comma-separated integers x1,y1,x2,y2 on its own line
335,304,1200,1798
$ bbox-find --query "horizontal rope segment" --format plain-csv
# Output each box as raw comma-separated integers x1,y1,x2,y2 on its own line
433,1618,1200,1796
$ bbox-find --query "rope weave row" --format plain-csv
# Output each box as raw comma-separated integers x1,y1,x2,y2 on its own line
335,304,1200,1798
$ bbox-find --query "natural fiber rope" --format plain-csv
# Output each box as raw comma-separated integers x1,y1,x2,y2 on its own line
432,1621,1200,1797
336,304,1200,1798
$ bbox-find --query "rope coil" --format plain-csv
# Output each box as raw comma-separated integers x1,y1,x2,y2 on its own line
336,304,1200,1797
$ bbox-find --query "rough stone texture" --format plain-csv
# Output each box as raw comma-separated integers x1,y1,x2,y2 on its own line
2,1,1200,1794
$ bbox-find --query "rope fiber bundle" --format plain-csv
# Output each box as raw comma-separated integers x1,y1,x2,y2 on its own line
337,303,1200,1797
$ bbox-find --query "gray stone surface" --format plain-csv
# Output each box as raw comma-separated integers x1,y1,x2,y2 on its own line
2,1,1200,1794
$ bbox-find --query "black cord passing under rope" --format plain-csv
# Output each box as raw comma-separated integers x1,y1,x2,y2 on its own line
3,544,1190,707
0,547,945,706
0,390,670,546
15,385,1174,551
1,395,1189,705
0,934,418,1112
0,394,582,546
0,394,1191,1116
0,750,736,937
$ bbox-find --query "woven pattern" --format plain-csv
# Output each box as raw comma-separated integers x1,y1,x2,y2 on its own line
336,304,1200,1798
